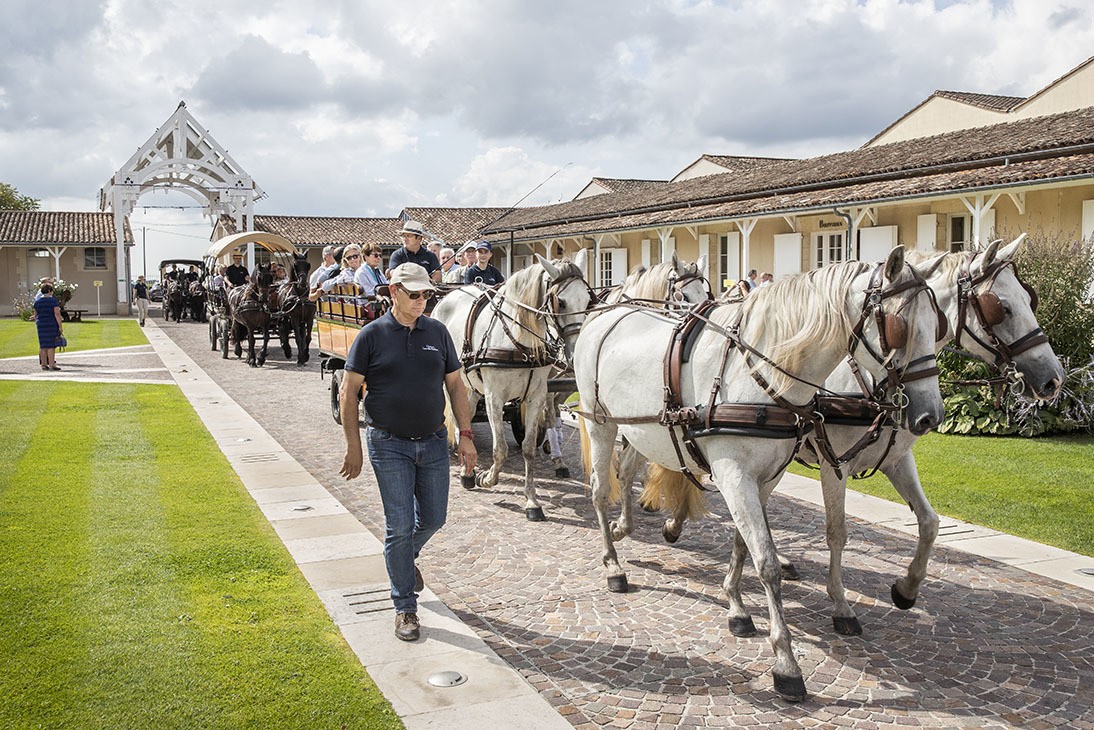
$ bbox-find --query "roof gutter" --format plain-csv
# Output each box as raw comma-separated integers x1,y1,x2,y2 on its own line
487,141,1094,235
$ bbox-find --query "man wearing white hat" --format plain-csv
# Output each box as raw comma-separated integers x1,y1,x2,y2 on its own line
386,220,442,284
339,262,477,642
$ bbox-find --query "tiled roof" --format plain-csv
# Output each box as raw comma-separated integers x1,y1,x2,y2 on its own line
484,105,1094,238
588,177,668,194
482,151,1094,243
700,155,795,170
0,211,134,244
218,214,403,248
402,207,510,246
933,90,1025,111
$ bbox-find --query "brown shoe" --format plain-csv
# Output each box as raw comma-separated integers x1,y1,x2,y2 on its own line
414,565,424,592
395,612,420,641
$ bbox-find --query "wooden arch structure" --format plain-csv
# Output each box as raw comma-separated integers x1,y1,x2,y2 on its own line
99,101,264,312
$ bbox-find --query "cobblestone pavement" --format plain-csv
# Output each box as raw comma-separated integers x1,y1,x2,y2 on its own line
158,319,1093,730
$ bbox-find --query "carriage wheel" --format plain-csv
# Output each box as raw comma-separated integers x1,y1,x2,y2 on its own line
330,369,343,425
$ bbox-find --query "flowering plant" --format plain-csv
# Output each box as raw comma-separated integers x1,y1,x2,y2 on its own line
45,278,78,296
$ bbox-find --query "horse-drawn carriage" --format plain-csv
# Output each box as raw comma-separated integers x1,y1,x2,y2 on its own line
157,258,206,323
203,232,313,366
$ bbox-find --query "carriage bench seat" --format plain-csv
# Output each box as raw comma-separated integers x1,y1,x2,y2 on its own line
62,309,88,322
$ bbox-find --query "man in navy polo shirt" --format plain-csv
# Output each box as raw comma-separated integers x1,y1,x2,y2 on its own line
339,262,477,642
386,220,442,284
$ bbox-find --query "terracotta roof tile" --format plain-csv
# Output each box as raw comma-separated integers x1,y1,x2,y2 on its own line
0,211,134,244
588,178,668,194
402,207,510,246
219,214,403,248
699,155,795,170
933,90,1025,111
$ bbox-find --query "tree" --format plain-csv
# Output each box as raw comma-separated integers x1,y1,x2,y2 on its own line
0,182,40,210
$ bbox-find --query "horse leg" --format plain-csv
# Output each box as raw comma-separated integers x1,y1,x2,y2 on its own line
587,419,628,592
459,389,482,489
610,444,644,542
475,392,508,490
819,462,860,636
281,318,292,359
520,383,549,521
296,315,308,366
247,328,258,367
724,475,786,636
233,322,243,359
881,451,938,611
258,324,269,367
712,460,806,701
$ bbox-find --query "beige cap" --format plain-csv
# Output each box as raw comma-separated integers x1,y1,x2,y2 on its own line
389,262,436,292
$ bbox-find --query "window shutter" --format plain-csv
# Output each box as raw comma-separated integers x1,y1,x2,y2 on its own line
916,214,937,253
773,233,802,280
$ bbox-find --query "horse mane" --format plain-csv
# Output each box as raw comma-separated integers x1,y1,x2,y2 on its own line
498,263,549,357
711,261,869,397
627,261,682,301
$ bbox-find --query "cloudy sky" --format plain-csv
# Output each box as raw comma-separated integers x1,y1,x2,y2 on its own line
2,0,1092,272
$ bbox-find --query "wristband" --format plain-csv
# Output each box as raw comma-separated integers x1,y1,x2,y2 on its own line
459,428,473,438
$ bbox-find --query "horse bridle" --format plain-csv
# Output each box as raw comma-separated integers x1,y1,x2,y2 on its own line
846,263,943,407
954,253,1047,368
545,269,596,341
666,268,714,307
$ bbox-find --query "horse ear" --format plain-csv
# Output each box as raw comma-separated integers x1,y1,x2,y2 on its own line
695,254,708,275
917,251,948,279
572,248,588,277
883,245,905,282
536,254,562,280
671,250,680,270
996,232,1026,263
978,239,1001,274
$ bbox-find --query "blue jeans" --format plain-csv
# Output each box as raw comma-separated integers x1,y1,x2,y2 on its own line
366,426,450,614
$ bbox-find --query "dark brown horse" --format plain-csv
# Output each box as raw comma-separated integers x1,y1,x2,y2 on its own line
225,264,273,367
275,253,312,366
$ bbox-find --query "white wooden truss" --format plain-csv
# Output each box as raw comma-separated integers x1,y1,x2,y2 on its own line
99,101,264,307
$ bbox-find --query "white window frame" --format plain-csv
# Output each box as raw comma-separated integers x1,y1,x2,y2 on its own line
812,232,844,268
948,213,971,253
718,232,741,293
597,248,628,288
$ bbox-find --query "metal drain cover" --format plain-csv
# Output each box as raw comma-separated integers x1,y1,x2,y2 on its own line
427,671,467,687
1079,567,1094,576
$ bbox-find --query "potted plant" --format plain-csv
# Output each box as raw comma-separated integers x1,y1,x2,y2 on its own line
35,278,78,310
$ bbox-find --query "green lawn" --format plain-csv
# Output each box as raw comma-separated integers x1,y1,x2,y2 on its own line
0,317,148,357
789,431,1094,556
0,381,401,729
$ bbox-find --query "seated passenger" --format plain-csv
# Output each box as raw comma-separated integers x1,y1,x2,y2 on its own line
353,246,388,298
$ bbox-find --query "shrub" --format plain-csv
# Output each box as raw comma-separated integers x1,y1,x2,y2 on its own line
12,292,33,321
937,229,1094,436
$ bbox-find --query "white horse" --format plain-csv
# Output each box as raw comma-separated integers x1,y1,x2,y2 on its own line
574,247,945,701
794,235,1065,636
541,254,712,478
432,253,593,521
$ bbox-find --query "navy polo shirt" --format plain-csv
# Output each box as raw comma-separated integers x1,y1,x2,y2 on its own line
464,263,505,287
388,246,441,276
345,311,461,439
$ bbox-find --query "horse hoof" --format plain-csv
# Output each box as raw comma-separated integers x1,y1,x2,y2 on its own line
661,522,681,544
772,673,807,702
642,502,659,513
728,616,757,637
554,467,570,478
780,563,801,582
607,575,629,593
460,474,476,490
832,616,863,636
525,507,546,522
891,583,917,610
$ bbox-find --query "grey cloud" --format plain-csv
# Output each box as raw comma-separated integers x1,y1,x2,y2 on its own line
188,36,328,112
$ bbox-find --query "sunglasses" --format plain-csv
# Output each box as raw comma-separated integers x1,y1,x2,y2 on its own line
396,286,434,301
344,254,361,260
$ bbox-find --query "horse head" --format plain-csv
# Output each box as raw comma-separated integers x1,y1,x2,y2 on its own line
537,254,595,362
847,246,946,435
914,235,1064,400
251,264,273,302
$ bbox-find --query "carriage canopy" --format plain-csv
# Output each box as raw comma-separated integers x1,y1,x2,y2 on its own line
204,232,299,267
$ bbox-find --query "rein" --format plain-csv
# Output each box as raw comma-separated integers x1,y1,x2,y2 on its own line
574,263,938,483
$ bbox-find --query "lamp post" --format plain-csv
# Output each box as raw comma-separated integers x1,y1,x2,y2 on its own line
142,226,147,280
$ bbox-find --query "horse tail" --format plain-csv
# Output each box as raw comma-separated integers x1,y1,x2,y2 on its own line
639,463,707,521
443,392,458,447
577,406,622,502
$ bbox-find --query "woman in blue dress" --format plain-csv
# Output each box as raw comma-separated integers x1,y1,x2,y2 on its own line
32,283,64,370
